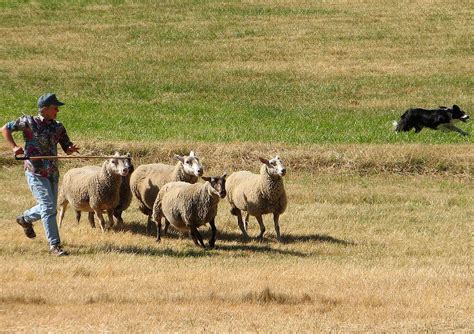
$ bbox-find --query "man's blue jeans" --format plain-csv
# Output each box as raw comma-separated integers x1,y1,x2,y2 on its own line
23,171,60,246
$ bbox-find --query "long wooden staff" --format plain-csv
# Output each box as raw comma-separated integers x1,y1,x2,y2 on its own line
15,155,131,160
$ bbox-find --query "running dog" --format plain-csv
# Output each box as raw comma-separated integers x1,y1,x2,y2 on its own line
393,105,469,136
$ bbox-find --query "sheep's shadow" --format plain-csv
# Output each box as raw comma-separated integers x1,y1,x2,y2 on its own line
74,242,215,258
116,221,198,240
279,233,355,246
116,222,354,247
115,220,149,236
205,229,354,246
214,243,308,257
72,242,307,257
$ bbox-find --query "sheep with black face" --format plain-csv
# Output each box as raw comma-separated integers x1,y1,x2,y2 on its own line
152,173,227,248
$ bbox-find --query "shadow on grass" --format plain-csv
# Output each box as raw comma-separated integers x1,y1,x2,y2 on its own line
116,221,193,240
71,240,308,257
115,221,354,246
117,221,249,242
115,220,149,236
215,243,309,257
279,233,355,246
215,231,355,246
75,242,214,258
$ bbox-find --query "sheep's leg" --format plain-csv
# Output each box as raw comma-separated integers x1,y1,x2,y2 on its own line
273,213,281,242
155,217,162,243
244,212,250,231
255,215,266,242
208,218,217,249
235,209,250,239
88,212,96,228
106,209,115,230
163,219,170,236
189,230,199,246
114,210,124,228
75,211,81,224
190,226,205,248
95,210,107,233
58,202,68,228
146,215,154,235
189,231,197,244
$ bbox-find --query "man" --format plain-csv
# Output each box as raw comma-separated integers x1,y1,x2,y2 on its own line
1,93,79,256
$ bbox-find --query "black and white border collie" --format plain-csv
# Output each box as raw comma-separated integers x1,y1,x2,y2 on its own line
393,105,469,136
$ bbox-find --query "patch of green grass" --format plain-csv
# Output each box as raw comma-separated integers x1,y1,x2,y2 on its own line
0,1,473,144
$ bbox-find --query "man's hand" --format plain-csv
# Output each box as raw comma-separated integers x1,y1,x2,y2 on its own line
66,144,80,155
13,146,24,156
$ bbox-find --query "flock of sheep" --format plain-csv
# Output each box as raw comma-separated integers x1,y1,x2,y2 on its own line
57,151,287,248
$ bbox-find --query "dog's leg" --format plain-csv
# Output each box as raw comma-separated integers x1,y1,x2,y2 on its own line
414,126,423,133
437,124,450,132
441,124,469,136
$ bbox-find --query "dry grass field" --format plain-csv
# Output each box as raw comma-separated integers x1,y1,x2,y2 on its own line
0,141,472,331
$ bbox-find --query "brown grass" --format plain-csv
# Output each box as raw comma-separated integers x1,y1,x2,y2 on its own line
0,141,472,331
38,140,474,175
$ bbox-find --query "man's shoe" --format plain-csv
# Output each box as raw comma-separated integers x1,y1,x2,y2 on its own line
49,244,69,257
16,215,36,239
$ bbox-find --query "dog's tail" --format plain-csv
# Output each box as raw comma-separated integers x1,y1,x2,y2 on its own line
393,109,412,132
393,118,410,132
392,120,399,132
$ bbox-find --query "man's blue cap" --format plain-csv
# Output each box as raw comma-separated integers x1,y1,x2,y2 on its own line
37,93,65,108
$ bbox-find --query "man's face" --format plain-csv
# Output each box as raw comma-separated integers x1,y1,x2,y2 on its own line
42,105,59,120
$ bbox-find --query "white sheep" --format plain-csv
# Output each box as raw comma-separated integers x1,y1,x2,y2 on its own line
226,156,287,241
74,153,134,228
58,152,129,232
130,151,203,233
151,173,227,248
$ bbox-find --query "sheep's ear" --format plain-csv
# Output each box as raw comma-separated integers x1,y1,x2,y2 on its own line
259,157,269,165
222,172,227,179
189,151,196,157
174,154,184,163
126,152,131,158
114,151,120,157
201,176,212,182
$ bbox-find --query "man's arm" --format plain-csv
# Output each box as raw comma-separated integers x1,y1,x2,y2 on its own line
1,124,24,156
57,125,80,155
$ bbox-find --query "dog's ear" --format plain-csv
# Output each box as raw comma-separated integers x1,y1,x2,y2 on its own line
453,105,460,111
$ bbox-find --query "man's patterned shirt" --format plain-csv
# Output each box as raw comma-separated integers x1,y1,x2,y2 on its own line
6,115,73,182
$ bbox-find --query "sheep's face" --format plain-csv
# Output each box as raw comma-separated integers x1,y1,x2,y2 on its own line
202,173,227,198
175,151,203,177
260,156,286,177
108,153,130,177
123,152,134,174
